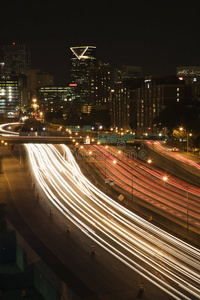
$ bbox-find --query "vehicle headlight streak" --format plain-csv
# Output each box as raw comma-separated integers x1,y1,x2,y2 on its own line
0,122,20,135
24,144,200,300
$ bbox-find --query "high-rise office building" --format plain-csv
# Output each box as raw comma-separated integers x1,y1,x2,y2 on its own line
114,65,142,84
176,66,200,101
111,65,142,132
3,43,31,75
111,78,143,132
89,62,111,106
70,46,96,104
27,69,54,101
38,86,76,117
0,74,20,115
137,76,186,135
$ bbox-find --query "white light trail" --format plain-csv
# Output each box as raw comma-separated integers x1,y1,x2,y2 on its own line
0,122,20,135
24,144,200,300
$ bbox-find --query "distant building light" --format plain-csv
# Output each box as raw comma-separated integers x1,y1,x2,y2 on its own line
178,77,184,81
69,83,77,87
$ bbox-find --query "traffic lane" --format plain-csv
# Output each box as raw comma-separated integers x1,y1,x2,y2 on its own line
3,154,165,300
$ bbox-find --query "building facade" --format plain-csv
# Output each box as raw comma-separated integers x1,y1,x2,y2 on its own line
70,46,96,104
37,86,76,119
111,78,143,132
3,43,31,75
176,66,200,101
137,76,186,136
0,74,20,116
111,65,142,132
27,69,54,101
89,62,111,106
114,65,142,84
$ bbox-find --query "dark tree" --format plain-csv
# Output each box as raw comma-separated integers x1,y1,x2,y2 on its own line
154,103,200,133
86,109,111,128
21,118,43,132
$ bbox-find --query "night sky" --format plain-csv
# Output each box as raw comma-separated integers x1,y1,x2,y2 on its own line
1,0,200,85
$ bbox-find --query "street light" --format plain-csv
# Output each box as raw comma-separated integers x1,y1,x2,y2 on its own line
162,174,189,231
179,127,192,152
186,186,189,231
89,150,96,169
163,176,168,182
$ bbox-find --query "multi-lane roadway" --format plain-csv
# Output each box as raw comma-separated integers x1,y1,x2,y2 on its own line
24,143,200,300
81,145,200,232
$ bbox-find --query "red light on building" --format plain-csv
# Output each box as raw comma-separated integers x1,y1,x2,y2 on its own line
12,42,15,45
69,83,77,87
179,77,184,81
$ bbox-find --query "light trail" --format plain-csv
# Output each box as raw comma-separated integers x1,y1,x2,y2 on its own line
24,144,200,300
0,122,20,136
147,141,200,170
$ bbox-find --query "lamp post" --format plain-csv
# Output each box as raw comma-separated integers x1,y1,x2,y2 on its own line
162,174,189,231
105,155,107,179
179,127,192,152
88,150,96,170
104,145,109,180
186,186,189,231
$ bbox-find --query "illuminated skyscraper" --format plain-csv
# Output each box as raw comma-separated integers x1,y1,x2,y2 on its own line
89,62,111,106
70,46,96,104
177,66,200,101
3,43,31,75
0,74,20,115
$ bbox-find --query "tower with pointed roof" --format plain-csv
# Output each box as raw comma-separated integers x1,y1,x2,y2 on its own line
70,46,96,104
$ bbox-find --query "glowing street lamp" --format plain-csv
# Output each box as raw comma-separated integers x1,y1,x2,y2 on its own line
179,127,192,152
163,176,168,182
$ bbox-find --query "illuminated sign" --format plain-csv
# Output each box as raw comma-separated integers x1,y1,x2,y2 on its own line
122,134,135,143
84,138,90,144
69,83,77,87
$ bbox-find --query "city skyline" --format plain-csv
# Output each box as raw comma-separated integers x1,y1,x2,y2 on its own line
1,0,200,85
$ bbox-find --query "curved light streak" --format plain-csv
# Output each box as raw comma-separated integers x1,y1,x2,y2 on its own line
0,122,20,136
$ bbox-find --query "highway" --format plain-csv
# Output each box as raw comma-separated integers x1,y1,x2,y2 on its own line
146,141,200,169
24,143,200,300
82,145,200,232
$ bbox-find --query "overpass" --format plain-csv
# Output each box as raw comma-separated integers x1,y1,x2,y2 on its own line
0,135,83,144
1,135,143,146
